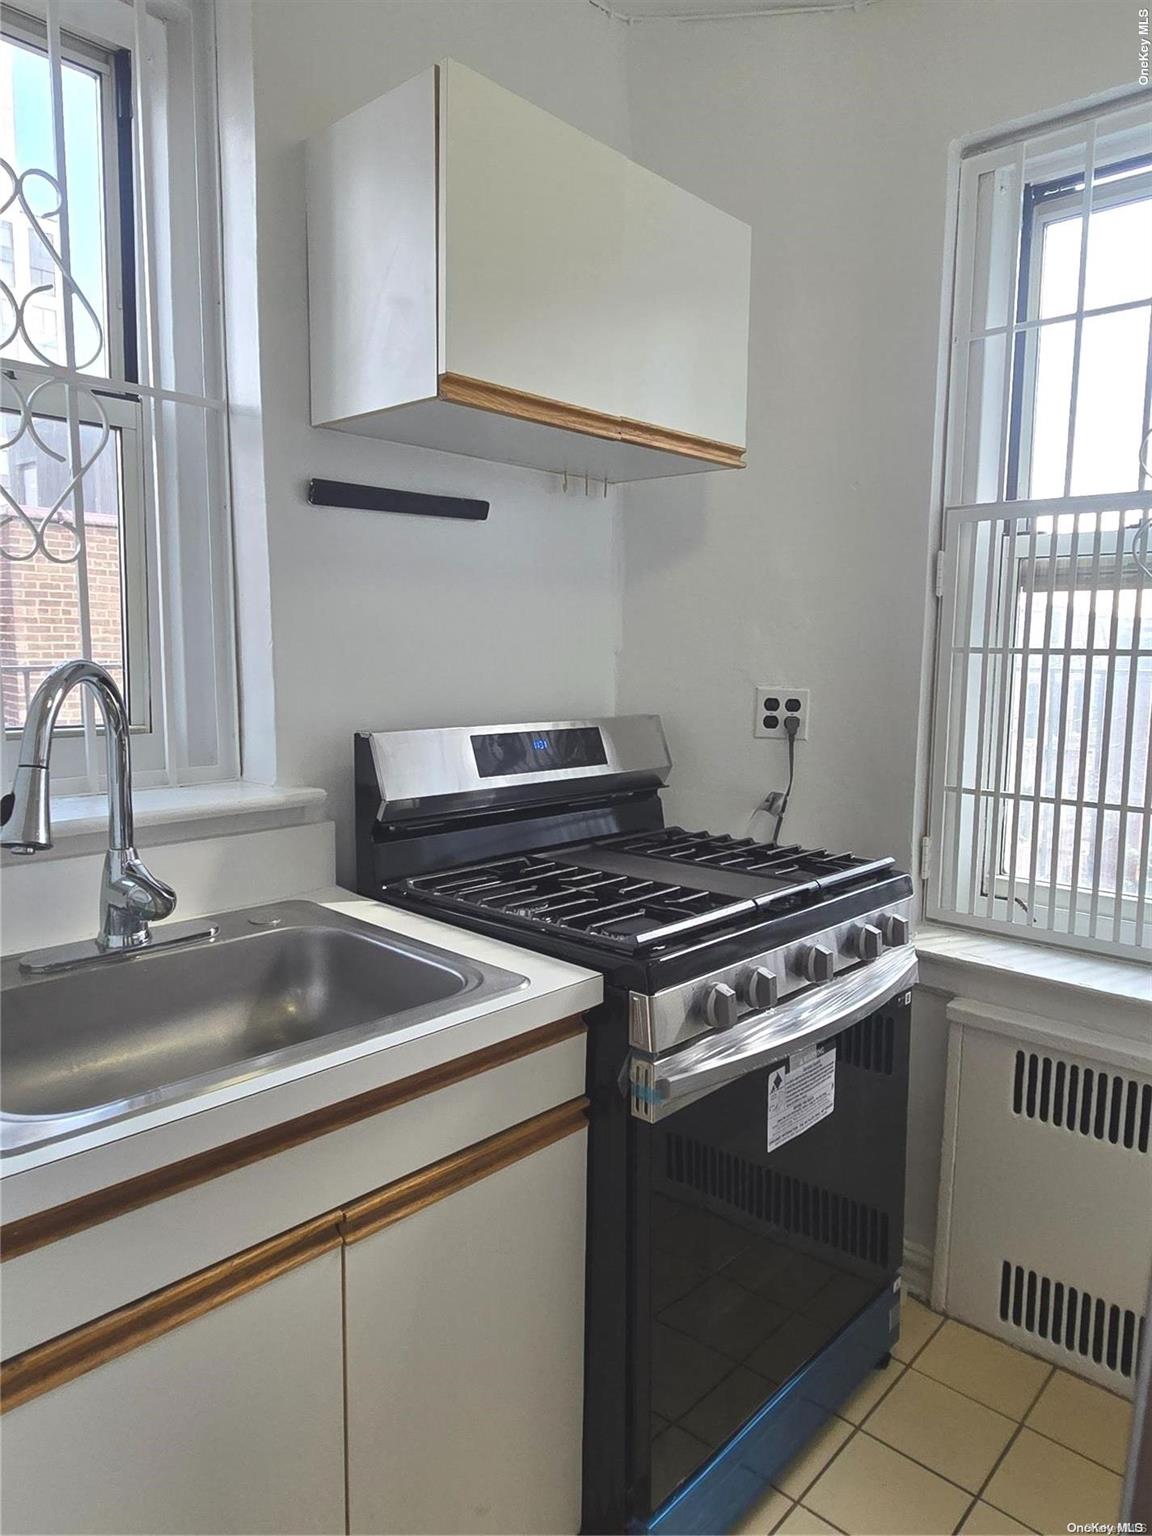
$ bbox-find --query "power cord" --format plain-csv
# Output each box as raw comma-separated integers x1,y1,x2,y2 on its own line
748,714,802,847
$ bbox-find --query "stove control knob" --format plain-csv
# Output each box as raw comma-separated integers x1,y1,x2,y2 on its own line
884,913,911,947
802,944,836,985
743,966,779,1012
703,982,739,1031
855,924,884,962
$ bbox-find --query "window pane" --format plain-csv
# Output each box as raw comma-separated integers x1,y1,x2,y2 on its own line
0,408,126,729
1084,195,1152,310
1038,214,1081,319
1070,305,1151,494
1023,319,1075,498
0,31,110,374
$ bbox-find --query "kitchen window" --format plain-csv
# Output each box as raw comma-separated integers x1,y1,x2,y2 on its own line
0,0,235,791
925,95,1152,960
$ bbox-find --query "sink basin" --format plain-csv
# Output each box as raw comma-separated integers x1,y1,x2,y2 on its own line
0,900,528,1155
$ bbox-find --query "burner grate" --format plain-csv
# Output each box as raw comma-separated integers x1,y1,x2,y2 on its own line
600,829,895,898
399,833,897,952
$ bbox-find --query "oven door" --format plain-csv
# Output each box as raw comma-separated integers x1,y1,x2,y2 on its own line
630,970,913,1533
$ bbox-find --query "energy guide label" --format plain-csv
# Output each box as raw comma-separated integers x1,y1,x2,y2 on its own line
766,1042,835,1152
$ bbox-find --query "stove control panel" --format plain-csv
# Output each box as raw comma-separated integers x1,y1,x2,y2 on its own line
629,897,915,1054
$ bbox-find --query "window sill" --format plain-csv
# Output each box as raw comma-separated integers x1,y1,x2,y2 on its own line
916,922,1150,1038
2,783,328,863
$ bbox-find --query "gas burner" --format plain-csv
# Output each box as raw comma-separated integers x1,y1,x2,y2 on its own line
400,833,896,954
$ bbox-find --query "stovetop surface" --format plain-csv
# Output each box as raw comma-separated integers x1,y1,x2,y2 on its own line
397,827,898,955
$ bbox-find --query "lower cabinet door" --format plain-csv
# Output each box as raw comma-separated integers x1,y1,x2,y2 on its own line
345,1129,588,1535
0,1248,346,1536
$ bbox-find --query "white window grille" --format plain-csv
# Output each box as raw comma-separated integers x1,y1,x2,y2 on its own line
0,0,236,792
926,95,1152,961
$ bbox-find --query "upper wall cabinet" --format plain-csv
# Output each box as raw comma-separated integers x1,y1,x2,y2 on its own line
306,62,751,483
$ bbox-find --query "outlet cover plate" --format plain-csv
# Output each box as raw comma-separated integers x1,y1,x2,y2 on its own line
755,687,809,740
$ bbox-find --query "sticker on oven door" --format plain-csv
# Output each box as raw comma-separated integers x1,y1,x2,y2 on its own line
766,1043,835,1152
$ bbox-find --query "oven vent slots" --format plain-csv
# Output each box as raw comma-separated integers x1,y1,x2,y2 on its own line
1011,1050,1151,1153
836,1012,895,1075
664,1133,889,1267
998,1259,1145,1379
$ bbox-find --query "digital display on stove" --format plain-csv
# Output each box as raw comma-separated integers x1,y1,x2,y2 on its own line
471,727,607,778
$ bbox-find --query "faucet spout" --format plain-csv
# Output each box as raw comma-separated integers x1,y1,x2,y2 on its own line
2,658,134,854
2,659,182,956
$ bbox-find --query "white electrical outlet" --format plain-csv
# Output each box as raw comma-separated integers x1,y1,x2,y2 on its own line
754,687,809,740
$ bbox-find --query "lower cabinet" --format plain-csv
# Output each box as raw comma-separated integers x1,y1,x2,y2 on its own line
0,1247,346,1536
345,1127,587,1534
0,1094,589,1536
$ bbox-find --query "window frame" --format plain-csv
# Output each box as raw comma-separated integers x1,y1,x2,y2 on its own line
1007,154,1152,506
923,93,1152,963
1,7,156,774
1,0,237,794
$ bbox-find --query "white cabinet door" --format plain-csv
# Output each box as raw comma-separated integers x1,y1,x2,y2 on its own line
0,1249,346,1536
346,1129,588,1535
438,60,628,418
620,162,751,447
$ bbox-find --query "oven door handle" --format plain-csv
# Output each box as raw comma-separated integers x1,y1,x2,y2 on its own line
628,946,917,1122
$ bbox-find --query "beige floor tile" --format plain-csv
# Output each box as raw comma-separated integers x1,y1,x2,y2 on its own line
838,1360,904,1424
731,1485,792,1534
891,1296,944,1363
804,1432,971,1535
771,1416,853,1501
914,1321,1050,1418
1025,1368,1133,1474
866,1367,1017,1491
983,1427,1123,1533
958,1499,1037,1534
775,1505,843,1534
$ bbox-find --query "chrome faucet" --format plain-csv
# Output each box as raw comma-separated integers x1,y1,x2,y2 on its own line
2,660,215,972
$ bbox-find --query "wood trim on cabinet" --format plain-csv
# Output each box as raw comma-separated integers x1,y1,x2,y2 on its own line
0,1096,589,1413
617,416,746,468
341,1095,589,1246
437,372,622,443
437,373,746,468
0,1215,342,1414
0,1016,586,1263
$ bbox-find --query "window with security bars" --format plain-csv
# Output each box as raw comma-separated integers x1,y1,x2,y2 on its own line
0,0,235,792
926,96,1152,960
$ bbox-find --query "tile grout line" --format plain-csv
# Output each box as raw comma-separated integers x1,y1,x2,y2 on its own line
744,1307,1122,1536
768,1310,948,1514
947,1363,1055,1535
904,1360,1021,1424
791,1324,1056,1528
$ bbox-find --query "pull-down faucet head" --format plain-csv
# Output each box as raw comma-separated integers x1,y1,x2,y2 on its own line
1,763,51,854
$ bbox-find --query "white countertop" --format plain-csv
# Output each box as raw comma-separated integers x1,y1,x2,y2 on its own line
1,887,602,1221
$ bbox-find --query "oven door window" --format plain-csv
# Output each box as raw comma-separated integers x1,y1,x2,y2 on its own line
641,1003,910,1511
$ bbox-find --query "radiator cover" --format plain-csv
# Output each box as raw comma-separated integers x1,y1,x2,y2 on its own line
936,1000,1152,1398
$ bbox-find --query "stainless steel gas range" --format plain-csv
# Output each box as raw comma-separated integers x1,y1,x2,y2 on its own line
355,715,917,1536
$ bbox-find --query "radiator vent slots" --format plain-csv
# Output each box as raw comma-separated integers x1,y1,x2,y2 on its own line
836,1012,895,1075
999,1260,1145,1380
1011,1050,1151,1153
664,1133,889,1268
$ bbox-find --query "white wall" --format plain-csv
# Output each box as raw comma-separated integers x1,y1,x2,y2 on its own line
616,0,1136,867
614,0,1136,1258
244,0,630,880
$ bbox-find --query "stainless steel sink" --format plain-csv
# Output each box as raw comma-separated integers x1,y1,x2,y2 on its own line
0,900,528,1155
